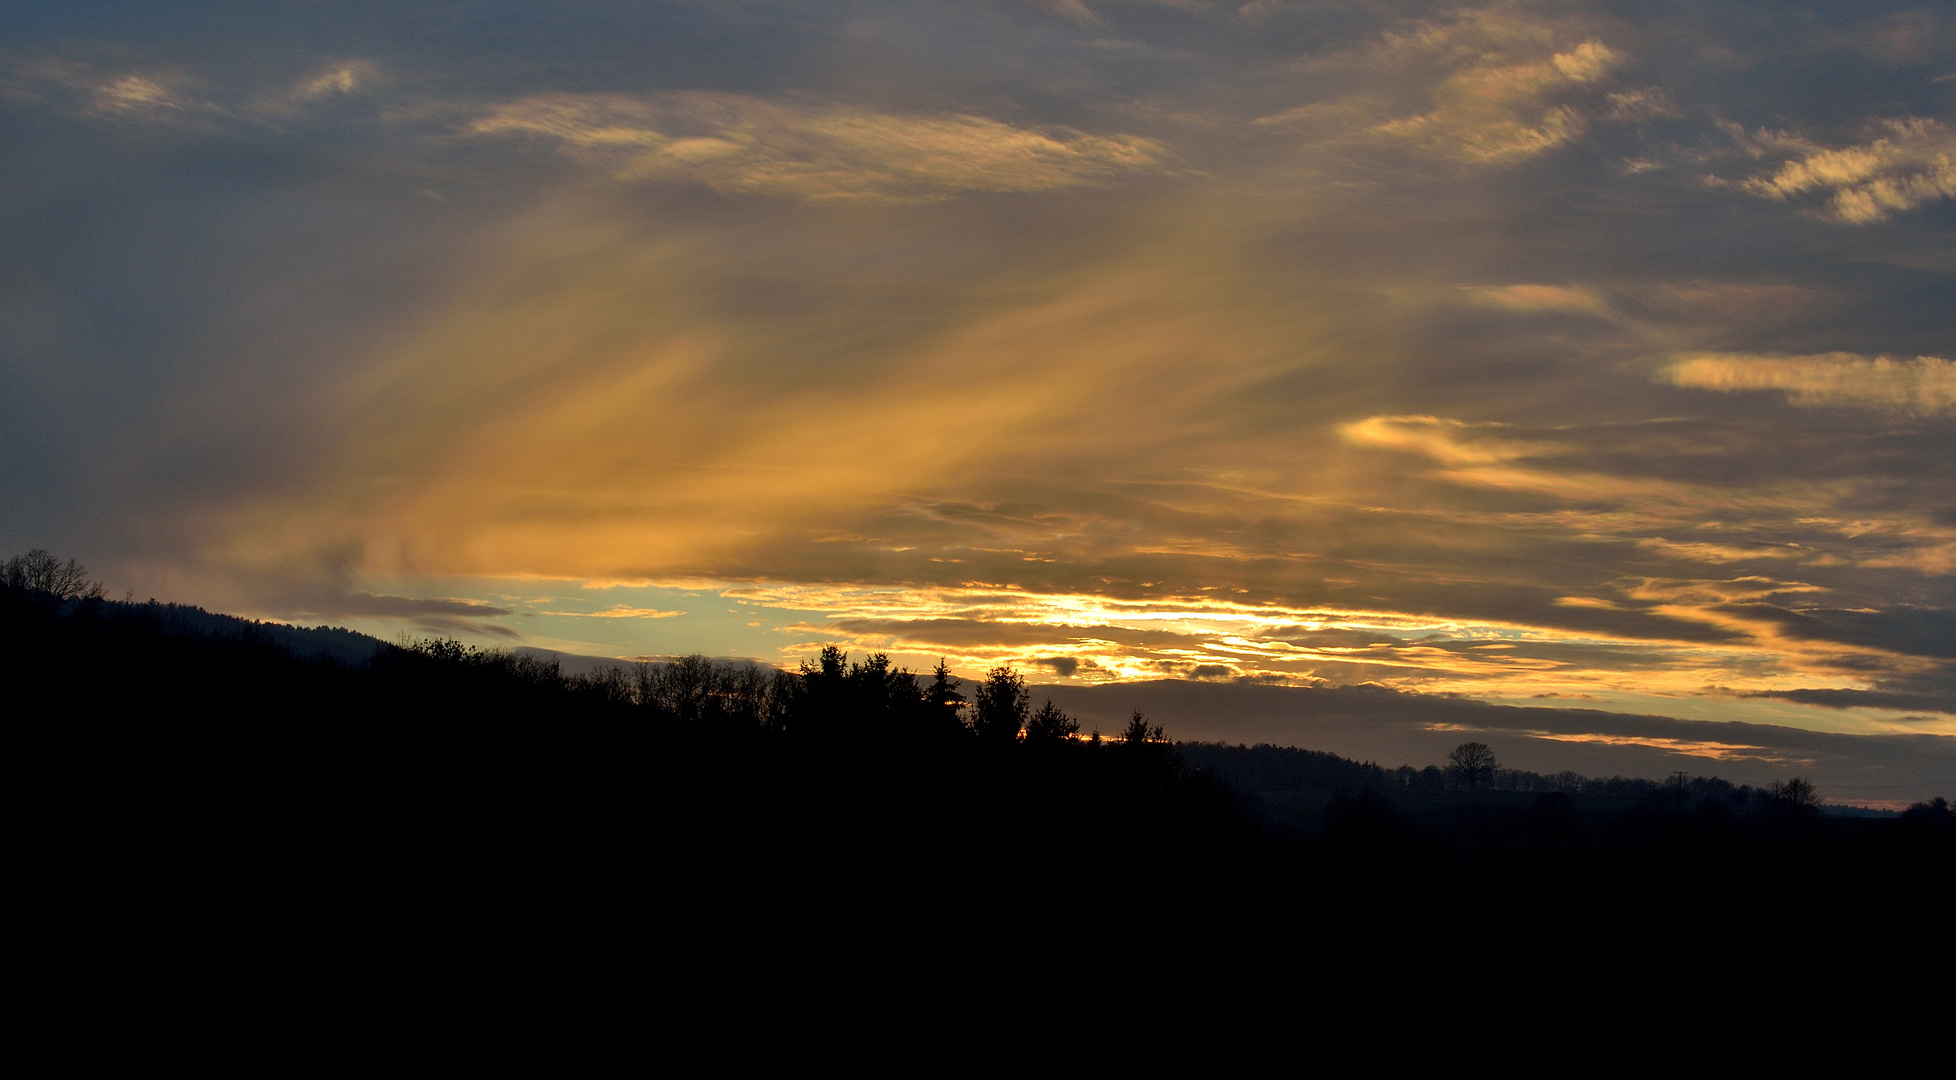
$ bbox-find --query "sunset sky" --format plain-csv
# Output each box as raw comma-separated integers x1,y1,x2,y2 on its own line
7,2,1956,798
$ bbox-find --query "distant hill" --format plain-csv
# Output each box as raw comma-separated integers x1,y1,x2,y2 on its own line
108,599,389,666
62,596,768,679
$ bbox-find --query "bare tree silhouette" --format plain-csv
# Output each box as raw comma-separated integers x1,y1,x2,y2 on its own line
1770,776,1820,813
1447,742,1498,792
2,549,102,601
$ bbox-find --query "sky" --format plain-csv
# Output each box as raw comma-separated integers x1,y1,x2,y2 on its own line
6,1,1956,801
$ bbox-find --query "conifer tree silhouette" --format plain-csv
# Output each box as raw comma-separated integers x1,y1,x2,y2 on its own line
972,666,1030,743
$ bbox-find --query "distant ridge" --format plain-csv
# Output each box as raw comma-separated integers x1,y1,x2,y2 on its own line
102,599,389,667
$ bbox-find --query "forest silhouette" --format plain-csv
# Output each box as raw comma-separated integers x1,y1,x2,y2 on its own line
4,551,1954,1064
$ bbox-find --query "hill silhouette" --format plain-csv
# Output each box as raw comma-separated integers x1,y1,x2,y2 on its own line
4,555,1954,1064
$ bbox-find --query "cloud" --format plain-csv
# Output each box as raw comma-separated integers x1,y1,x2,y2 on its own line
1248,10,1664,167
293,62,373,101
96,75,184,112
1731,117,1956,223
468,92,1168,201
1365,17,1625,163
20,63,216,124
1662,352,1956,413
710,578,1821,703
3,55,382,128
1337,415,1562,467
1615,575,1823,606
539,606,685,619
1037,656,1081,676
1466,284,1611,316
1528,730,1775,761
1634,537,1804,565
1747,688,1956,715
1603,87,1679,123
285,591,512,619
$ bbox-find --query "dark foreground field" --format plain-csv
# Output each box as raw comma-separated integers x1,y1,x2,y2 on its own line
5,581,1953,1067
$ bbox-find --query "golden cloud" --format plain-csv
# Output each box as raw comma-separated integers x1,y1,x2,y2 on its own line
469,91,1169,201
1337,415,1563,467
1251,10,1648,166
538,606,685,619
1635,537,1805,564
1733,117,1956,223
1616,575,1824,606
1465,284,1611,316
1368,16,1623,163
1530,731,1788,762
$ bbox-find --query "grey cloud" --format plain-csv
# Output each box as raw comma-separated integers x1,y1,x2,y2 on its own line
278,589,513,620
406,615,522,640
1037,656,1080,676
340,593,512,618
1722,604,1956,660
1746,687,1956,714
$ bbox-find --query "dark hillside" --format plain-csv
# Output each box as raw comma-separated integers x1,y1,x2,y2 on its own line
4,574,1954,1063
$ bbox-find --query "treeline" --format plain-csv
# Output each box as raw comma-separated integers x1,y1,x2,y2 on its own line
527,643,1136,749
1175,741,1858,821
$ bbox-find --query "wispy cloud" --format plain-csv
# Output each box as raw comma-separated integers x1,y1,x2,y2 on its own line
1529,730,1782,762
1465,284,1611,316
539,606,684,619
95,74,185,113
3,55,382,127
1371,35,1621,163
1728,117,1956,223
1635,537,1805,565
1264,11,1658,155
1337,415,1563,467
1248,9,1666,166
468,92,1168,201
1663,352,1956,413
293,62,373,101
